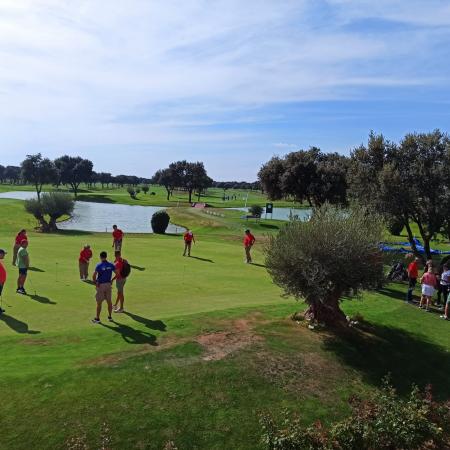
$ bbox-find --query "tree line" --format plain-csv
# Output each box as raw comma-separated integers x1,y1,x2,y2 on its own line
259,129,450,260
0,154,152,198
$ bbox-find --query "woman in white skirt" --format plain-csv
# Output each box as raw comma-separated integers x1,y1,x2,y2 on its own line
419,266,438,311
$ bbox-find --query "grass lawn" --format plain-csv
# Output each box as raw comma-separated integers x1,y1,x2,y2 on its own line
0,197,450,449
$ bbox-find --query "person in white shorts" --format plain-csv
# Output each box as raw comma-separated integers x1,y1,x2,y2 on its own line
419,266,437,311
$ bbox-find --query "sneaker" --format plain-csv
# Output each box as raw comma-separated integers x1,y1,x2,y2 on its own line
108,316,113,322
91,318,100,324
425,308,431,312
115,308,124,313
440,315,448,320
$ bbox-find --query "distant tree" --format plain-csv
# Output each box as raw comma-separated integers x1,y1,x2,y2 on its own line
0,165,5,183
21,153,57,201
265,204,384,326
24,192,74,232
258,157,286,200
249,205,263,217
154,168,178,201
142,185,149,194
54,156,93,198
135,187,141,195
98,172,113,189
349,130,450,259
4,166,21,184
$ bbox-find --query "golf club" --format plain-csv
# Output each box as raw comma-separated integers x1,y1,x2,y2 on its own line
27,275,37,297
55,262,59,282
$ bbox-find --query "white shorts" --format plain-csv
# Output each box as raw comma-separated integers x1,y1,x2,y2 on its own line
422,284,435,297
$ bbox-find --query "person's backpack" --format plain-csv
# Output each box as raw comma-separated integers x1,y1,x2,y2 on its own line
121,259,131,278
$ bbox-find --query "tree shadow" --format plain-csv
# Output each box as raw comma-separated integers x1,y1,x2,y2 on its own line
189,256,214,263
323,321,450,399
130,265,146,271
27,293,57,305
77,194,116,204
101,322,158,345
377,286,406,301
124,311,167,331
259,223,279,230
250,262,266,268
28,267,45,273
0,314,40,334
57,230,94,236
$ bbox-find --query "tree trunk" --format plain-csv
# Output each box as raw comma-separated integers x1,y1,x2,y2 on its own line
188,189,193,203
166,187,170,201
303,293,347,327
404,221,424,262
48,218,58,232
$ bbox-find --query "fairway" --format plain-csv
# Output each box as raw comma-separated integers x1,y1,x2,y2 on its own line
1,197,450,450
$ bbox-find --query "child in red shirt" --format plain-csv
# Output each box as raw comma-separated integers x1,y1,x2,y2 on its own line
183,230,195,257
78,245,93,280
243,229,256,263
13,229,27,266
112,225,124,251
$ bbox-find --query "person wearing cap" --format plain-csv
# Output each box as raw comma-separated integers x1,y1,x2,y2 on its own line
183,230,195,257
243,229,256,264
79,244,93,281
0,249,7,313
12,229,27,266
16,239,29,295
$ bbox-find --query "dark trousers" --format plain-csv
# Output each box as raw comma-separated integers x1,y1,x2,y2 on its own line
437,284,449,306
406,277,417,302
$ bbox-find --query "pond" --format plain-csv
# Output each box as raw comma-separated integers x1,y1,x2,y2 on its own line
0,191,185,234
228,207,312,221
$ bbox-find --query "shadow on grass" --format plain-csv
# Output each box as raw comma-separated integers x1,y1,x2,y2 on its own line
377,286,406,301
0,314,40,334
84,280,95,285
323,321,450,399
57,230,94,236
28,267,45,273
124,311,167,331
77,194,117,204
189,256,214,263
130,265,146,271
101,322,158,345
250,262,266,268
27,293,57,305
259,223,279,230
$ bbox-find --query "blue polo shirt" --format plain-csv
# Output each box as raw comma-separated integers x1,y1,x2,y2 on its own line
95,261,115,284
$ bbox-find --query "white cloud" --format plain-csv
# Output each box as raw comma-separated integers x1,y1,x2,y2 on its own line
0,0,448,178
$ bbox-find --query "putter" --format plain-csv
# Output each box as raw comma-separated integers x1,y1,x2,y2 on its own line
55,262,58,282
28,276,37,297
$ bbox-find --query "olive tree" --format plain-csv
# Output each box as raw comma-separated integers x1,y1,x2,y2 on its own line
264,204,384,326
25,193,74,232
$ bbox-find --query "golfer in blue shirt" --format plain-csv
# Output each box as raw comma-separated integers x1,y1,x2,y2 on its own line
92,251,116,324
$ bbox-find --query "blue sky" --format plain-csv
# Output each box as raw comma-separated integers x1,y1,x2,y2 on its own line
0,0,449,180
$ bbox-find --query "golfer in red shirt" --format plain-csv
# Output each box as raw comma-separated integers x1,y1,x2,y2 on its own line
406,256,420,303
183,230,195,257
78,244,93,281
243,229,256,263
12,229,27,266
113,251,126,313
112,225,124,252
0,248,7,313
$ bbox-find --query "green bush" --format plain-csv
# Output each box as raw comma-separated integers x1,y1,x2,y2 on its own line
249,204,264,217
387,217,404,236
127,186,136,198
151,210,170,234
260,378,450,450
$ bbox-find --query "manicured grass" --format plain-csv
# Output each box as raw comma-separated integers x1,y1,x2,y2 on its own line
1,197,450,449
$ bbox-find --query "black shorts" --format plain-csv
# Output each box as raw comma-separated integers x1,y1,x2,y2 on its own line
18,268,28,276
0,283,3,296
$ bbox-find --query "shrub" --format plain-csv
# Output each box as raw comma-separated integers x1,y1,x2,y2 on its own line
142,185,149,194
260,378,450,450
135,188,141,195
151,210,170,234
249,204,264,217
387,217,404,236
